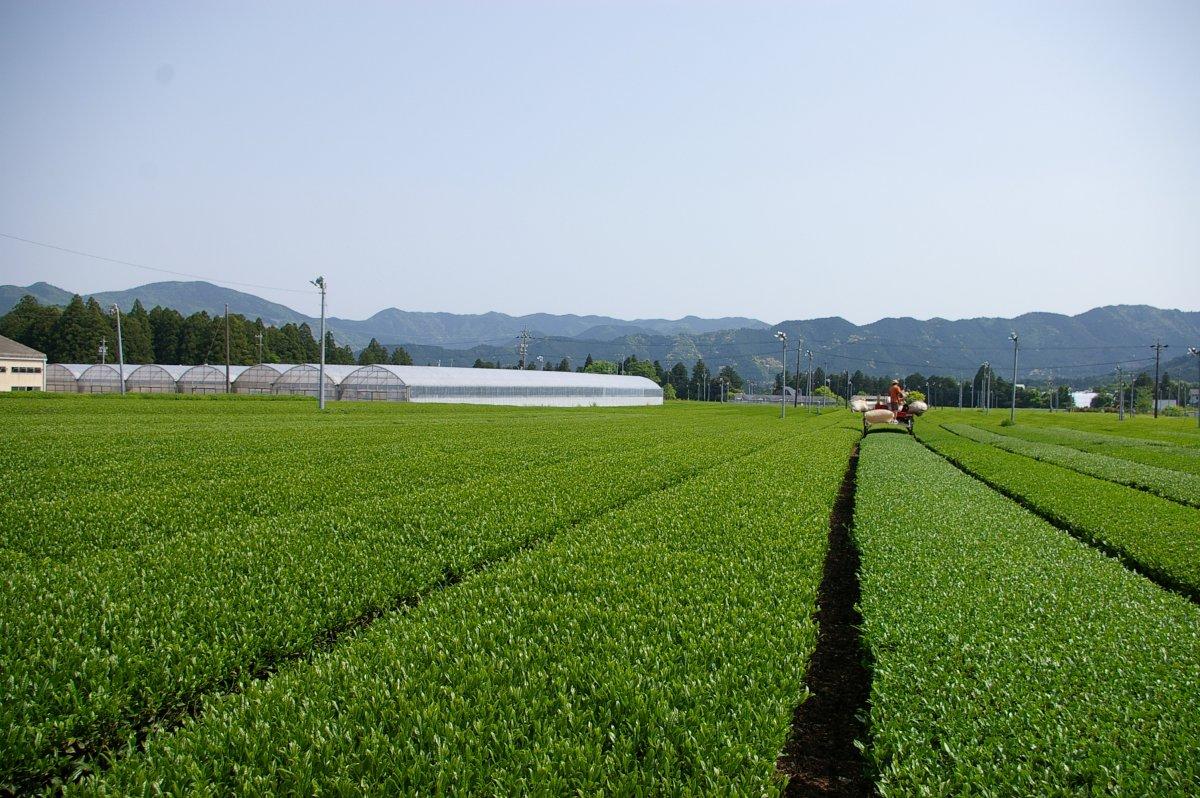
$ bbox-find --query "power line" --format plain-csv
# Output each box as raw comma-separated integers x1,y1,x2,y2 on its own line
0,232,317,296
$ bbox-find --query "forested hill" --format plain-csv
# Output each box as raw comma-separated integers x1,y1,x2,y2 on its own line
0,280,1196,381
0,281,769,350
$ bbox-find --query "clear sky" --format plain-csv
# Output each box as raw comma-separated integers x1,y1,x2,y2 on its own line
2,0,1198,324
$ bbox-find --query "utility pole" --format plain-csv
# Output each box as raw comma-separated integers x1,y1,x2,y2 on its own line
793,339,803,407
111,306,125,395
1151,340,1168,419
517,329,531,370
806,350,814,412
775,331,787,419
981,362,990,413
958,379,963,409
311,276,327,410
99,336,108,365
224,303,231,393
847,370,853,405
255,330,264,364
1189,348,1200,428
1009,332,1019,423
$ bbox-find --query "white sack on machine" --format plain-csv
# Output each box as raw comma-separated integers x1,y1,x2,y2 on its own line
864,408,894,425
849,399,872,413
905,401,929,415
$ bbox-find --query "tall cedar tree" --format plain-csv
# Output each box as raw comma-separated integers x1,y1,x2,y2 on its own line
389,346,413,365
358,338,389,365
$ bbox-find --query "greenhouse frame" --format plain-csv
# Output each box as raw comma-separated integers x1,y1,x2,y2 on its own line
271,364,360,398
125,364,191,393
77,364,126,393
362,366,664,406
42,362,665,406
46,363,88,392
233,363,294,394
179,364,249,394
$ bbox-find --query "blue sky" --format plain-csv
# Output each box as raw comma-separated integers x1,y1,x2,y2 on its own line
2,0,1198,323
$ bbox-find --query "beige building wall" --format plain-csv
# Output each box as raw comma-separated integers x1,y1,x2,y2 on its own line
0,357,46,391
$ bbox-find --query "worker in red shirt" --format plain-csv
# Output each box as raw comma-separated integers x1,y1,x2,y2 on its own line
888,379,906,412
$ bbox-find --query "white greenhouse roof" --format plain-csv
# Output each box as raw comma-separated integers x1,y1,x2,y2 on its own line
49,363,91,378
79,364,125,379
126,364,192,381
179,364,250,379
282,364,365,384
370,365,660,390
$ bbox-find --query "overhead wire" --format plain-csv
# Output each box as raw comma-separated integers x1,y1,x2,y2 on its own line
0,232,317,296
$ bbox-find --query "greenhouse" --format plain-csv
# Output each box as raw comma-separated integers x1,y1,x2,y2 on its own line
77,364,126,394
339,365,410,401
46,363,88,392
178,364,249,394
233,363,294,395
125,364,191,393
342,365,663,406
271,364,360,398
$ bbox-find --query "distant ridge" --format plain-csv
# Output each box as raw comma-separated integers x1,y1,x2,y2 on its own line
1,280,1196,381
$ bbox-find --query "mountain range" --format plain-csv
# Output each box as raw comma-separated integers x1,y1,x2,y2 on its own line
2,280,1197,383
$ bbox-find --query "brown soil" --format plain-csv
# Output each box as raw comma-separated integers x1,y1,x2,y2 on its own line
777,445,874,797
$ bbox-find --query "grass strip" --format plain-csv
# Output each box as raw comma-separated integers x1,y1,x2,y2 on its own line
856,433,1200,796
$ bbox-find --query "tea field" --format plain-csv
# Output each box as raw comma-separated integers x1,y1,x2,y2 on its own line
1,395,1197,795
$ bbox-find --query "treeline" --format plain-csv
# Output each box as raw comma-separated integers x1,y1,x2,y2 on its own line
0,294,412,367
471,353,745,402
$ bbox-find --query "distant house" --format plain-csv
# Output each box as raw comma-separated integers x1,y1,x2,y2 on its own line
0,334,46,392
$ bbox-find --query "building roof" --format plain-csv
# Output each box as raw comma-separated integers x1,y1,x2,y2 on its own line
0,334,46,360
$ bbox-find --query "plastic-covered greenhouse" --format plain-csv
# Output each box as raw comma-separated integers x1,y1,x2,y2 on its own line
233,363,294,394
125,364,191,393
178,364,248,394
46,363,88,392
77,364,126,393
271,364,360,398
43,362,664,406
346,366,663,406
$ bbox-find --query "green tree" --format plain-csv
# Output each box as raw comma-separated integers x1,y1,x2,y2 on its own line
389,346,413,366
690,359,711,400
662,383,677,400
50,295,112,362
121,300,155,363
668,362,689,398
0,295,60,354
625,359,658,381
358,338,389,365
584,360,617,374
149,306,184,363
718,365,743,391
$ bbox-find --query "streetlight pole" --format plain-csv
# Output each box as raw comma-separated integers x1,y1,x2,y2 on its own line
311,276,327,410
1009,332,1019,423
775,331,787,419
111,305,125,396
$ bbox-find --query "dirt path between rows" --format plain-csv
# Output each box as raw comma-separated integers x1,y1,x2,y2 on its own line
777,444,873,797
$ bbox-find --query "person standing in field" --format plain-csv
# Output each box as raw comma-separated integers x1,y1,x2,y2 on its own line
889,379,906,412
